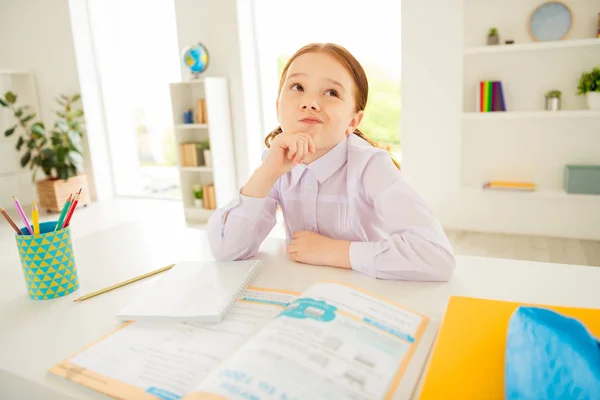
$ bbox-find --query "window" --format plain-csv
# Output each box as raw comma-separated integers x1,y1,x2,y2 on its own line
87,0,181,198
253,0,402,158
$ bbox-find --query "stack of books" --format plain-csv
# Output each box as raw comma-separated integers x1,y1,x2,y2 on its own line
179,143,204,167
477,81,506,112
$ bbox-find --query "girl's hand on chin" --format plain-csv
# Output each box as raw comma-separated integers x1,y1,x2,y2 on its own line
263,131,316,177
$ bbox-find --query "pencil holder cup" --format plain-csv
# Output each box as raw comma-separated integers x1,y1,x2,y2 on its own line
15,221,79,300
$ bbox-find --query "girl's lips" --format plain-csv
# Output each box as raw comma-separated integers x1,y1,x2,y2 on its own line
300,118,322,125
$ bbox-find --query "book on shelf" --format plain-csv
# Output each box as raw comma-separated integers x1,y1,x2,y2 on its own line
477,81,506,112
202,184,216,209
196,99,207,124
483,181,536,191
179,143,205,167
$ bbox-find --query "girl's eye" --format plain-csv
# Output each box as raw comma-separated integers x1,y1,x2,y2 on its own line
325,89,338,97
291,83,303,92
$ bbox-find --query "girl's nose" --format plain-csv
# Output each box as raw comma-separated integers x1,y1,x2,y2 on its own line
301,99,320,112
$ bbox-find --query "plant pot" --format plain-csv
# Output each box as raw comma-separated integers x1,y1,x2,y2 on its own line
203,149,212,168
487,35,499,45
193,198,203,208
586,92,600,110
545,97,561,111
36,174,91,213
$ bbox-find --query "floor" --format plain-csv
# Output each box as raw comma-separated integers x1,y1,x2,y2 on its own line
446,230,600,267
2,197,599,267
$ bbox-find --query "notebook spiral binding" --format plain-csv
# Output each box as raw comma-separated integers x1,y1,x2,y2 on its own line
218,260,264,320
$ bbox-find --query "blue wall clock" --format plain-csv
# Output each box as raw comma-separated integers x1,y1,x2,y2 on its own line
529,1,573,41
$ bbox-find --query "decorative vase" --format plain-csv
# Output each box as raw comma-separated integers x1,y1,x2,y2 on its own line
586,92,600,110
193,198,203,208
545,97,561,111
487,35,499,45
203,149,212,167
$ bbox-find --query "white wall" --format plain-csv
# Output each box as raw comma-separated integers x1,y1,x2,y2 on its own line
0,0,80,126
0,0,113,204
402,0,600,240
401,0,464,201
173,0,263,188
0,0,82,205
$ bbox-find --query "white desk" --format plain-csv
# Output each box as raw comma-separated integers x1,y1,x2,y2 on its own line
1,220,599,400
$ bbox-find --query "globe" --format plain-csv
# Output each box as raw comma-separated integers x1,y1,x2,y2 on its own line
182,43,209,78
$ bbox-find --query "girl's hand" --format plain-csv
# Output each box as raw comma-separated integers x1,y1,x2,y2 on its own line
240,132,316,199
287,231,351,269
263,132,316,177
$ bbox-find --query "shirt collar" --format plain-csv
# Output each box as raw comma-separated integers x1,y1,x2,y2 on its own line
290,135,349,185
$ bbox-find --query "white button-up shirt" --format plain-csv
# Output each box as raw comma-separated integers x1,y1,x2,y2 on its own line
207,134,455,281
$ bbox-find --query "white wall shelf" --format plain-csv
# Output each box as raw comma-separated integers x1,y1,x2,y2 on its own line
184,207,214,221
465,38,600,55
462,187,600,201
459,1,600,239
169,77,237,222
170,79,205,86
175,123,208,129
180,167,213,172
463,110,600,120
0,70,32,75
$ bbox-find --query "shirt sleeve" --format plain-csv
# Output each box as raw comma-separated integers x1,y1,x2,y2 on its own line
206,183,279,262
348,153,455,281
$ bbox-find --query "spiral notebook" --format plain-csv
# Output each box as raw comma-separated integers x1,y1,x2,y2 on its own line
116,260,263,323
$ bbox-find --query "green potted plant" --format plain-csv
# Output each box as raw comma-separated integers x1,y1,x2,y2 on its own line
545,90,562,111
192,184,203,208
487,27,500,45
0,91,89,212
577,66,600,110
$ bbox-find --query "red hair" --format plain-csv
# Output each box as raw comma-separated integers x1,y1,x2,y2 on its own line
264,42,400,170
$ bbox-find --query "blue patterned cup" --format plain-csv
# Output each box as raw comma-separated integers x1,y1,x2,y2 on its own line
15,221,79,300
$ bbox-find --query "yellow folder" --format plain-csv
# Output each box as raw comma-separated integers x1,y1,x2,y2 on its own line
419,296,600,399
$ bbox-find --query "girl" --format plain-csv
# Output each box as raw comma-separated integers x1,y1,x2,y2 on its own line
207,43,455,281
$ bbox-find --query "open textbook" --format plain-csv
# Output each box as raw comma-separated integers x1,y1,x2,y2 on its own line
49,282,438,400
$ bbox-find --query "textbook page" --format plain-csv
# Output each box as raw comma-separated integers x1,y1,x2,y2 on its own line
49,288,298,400
185,282,433,400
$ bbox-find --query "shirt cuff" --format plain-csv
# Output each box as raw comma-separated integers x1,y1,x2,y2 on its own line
349,241,376,277
226,193,269,218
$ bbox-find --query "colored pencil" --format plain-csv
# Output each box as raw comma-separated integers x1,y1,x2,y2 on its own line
54,194,72,232
32,201,39,235
73,264,175,303
62,188,81,228
0,207,23,235
13,196,33,235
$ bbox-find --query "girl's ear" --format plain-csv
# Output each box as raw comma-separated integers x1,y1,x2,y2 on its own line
346,110,364,135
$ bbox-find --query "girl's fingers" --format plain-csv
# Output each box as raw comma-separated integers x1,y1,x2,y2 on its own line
296,132,316,154
294,138,305,164
286,138,297,160
302,139,309,162
295,136,307,163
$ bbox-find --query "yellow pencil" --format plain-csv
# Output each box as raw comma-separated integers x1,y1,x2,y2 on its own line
73,263,175,303
32,201,39,235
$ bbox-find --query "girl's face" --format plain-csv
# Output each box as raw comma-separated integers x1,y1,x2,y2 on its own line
277,52,363,161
